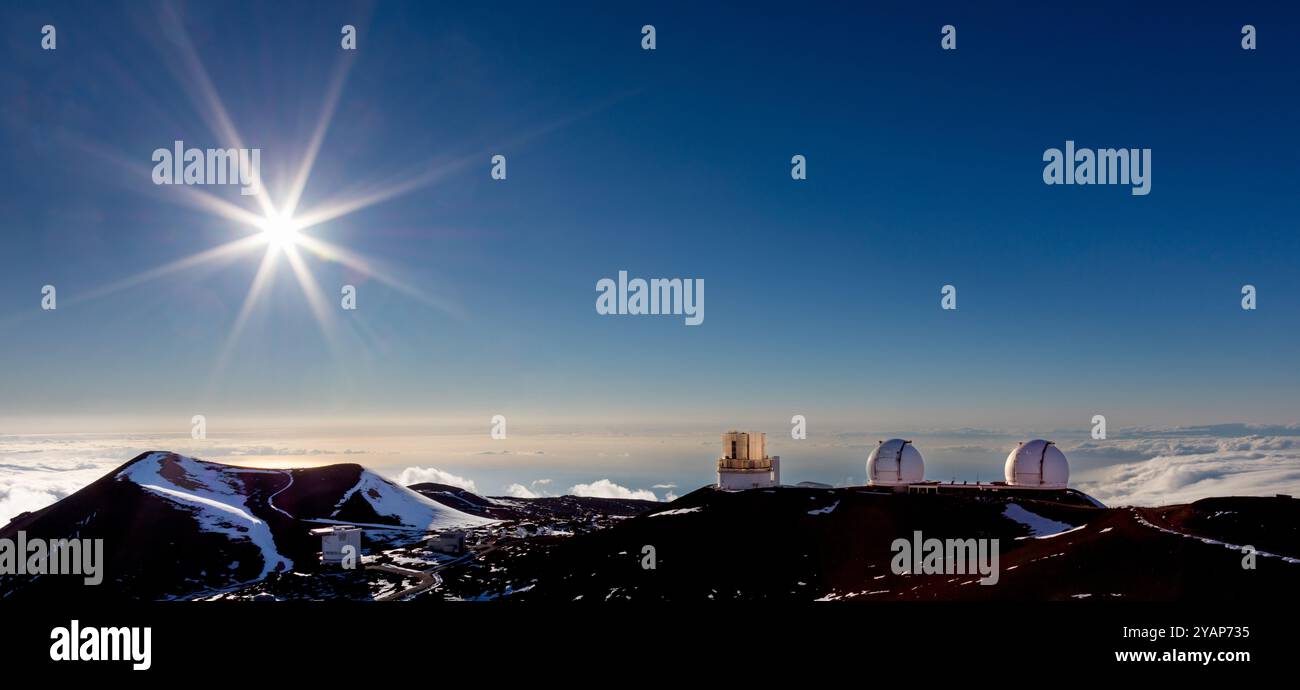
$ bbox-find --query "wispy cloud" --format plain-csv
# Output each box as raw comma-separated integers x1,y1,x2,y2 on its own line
504,478,554,499
568,479,658,502
505,483,539,499
394,466,478,492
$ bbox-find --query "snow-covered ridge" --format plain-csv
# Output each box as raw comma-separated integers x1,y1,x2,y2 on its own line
331,469,494,530
115,452,292,579
1132,509,1300,564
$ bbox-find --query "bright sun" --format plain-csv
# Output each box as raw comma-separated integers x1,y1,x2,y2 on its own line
258,212,300,249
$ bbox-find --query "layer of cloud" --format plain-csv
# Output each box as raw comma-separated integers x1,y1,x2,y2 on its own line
1076,446,1300,507
0,481,83,526
395,466,478,492
1066,435,1296,463
505,483,540,498
0,455,121,526
198,446,367,457
834,428,1017,439
505,479,553,499
567,479,659,501
930,444,1003,456
1116,424,1300,438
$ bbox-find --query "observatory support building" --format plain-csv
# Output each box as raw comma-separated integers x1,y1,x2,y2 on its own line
717,431,780,490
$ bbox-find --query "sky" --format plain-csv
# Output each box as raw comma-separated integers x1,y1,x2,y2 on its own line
1,1,1298,512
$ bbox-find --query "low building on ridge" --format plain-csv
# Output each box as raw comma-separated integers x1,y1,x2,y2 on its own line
310,525,362,566
427,529,466,555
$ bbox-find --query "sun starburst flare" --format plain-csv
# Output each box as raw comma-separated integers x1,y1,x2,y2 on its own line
34,9,477,389
0,4,602,378
257,212,302,251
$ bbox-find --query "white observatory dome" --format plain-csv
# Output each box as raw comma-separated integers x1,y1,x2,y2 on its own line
867,439,925,486
1004,440,1069,488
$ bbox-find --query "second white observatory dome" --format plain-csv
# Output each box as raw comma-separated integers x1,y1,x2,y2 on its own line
1004,439,1069,488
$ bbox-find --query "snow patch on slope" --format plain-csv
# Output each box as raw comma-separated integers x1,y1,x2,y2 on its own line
1003,503,1075,539
648,507,702,518
807,500,840,516
116,452,292,578
331,470,493,530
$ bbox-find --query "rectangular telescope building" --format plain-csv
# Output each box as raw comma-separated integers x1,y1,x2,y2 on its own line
717,431,780,490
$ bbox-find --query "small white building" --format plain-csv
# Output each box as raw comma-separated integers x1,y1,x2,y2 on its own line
717,431,780,490
310,525,362,566
427,529,466,555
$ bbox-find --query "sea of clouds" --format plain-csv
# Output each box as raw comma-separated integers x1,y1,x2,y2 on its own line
1070,431,1300,506
0,435,164,525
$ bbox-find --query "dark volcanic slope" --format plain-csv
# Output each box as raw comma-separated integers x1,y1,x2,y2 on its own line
410,482,660,521
1,454,287,600
409,483,510,518
1144,496,1300,558
450,486,1300,602
0,452,486,600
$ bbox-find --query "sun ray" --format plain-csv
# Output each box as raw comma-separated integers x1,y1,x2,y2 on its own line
287,153,475,232
282,243,339,349
294,234,463,318
64,234,268,309
281,55,355,219
287,104,610,234
210,246,281,385
157,1,277,218
73,137,270,230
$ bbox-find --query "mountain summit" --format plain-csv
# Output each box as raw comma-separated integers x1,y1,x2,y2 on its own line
0,452,490,600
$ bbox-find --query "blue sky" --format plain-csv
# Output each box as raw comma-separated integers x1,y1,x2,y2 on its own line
1,0,1298,444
